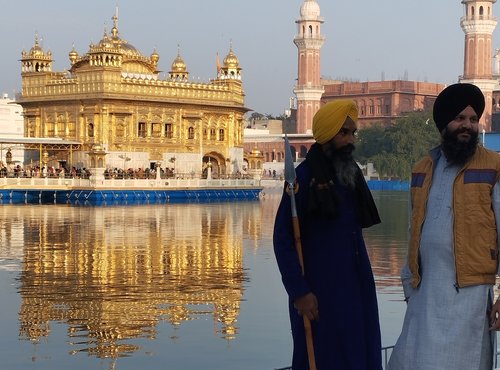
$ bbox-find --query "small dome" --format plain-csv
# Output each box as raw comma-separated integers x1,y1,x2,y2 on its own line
171,54,186,72
223,48,240,68
98,33,114,49
151,50,159,64
300,0,320,19
251,147,262,155
69,46,79,64
30,38,45,57
91,143,104,152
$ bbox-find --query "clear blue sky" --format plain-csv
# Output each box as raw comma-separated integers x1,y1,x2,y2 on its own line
0,0,496,116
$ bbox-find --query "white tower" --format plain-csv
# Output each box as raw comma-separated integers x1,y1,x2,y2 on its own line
460,0,497,131
293,0,325,134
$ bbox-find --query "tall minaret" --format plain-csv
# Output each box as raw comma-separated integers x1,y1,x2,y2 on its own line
293,0,325,134
460,0,497,131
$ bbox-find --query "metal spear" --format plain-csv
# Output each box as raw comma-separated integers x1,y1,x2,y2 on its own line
283,132,317,370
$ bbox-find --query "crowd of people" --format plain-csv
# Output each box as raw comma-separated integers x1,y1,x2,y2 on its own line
0,164,250,181
0,164,91,179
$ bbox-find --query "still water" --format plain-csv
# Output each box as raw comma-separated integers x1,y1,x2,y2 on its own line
0,188,409,370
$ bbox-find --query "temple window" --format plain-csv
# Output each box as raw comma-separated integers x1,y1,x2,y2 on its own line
219,129,225,141
47,122,55,136
188,127,195,140
138,122,146,138
87,123,94,137
165,123,173,138
68,122,75,137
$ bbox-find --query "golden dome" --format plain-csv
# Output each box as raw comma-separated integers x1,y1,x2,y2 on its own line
171,52,187,72
29,37,45,57
91,14,143,59
69,45,79,64
150,49,159,64
223,47,240,69
116,41,142,57
91,143,105,152
251,147,262,155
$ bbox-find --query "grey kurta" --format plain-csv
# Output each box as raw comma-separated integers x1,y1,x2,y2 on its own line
388,154,500,370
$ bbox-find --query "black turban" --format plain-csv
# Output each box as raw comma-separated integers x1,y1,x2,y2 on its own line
433,83,485,132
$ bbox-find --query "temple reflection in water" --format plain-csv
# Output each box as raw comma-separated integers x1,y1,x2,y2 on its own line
1,200,265,360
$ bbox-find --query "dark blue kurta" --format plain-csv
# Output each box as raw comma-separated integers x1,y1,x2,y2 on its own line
273,161,382,370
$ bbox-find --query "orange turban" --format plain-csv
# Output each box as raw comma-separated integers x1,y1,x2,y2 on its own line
312,100,358,144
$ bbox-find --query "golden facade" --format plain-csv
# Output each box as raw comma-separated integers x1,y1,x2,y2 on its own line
18,14,248,177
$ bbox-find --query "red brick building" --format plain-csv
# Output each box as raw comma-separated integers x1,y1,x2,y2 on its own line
321,80,445,127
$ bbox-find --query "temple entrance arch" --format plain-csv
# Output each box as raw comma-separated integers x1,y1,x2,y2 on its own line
202,151,226,179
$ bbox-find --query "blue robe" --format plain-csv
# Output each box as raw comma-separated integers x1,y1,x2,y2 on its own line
273,161,382,370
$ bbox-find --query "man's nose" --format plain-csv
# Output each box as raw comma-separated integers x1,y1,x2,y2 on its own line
346,133,356,143
462,119,473,128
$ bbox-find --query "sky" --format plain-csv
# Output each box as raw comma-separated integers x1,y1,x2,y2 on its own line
0,0,497,116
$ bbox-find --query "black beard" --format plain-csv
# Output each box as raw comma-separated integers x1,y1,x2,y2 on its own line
441,128,478,166
322,143,358,188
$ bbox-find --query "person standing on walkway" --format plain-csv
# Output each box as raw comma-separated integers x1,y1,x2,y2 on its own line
388,83,500,370
273,100,382,370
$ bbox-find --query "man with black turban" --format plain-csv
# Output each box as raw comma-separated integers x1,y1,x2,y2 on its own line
388,83,500,370
273,100,382,370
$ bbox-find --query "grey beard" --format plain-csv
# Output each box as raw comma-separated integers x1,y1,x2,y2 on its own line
331,155,359,189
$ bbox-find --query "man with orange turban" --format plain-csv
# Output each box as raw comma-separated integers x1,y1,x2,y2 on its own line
274,100,382,369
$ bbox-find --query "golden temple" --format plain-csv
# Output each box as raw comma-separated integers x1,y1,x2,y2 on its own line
17,12,248,178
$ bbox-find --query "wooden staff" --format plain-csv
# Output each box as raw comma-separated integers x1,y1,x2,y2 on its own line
284,133,317,370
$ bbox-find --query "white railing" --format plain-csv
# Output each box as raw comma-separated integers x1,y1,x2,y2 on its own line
0,177,261,190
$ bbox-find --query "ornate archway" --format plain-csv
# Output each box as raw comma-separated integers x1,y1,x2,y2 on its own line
202,151,226,179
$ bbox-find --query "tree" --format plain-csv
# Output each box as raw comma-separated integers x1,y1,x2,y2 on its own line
354,111,440,180
249,112,265,120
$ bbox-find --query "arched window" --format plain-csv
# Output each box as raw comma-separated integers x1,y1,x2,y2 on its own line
88,123,94,137
164,123,173,138
188,127,195,139
300,145,308,159
219,129,225,141
138,122,146,138
308,25,313,37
